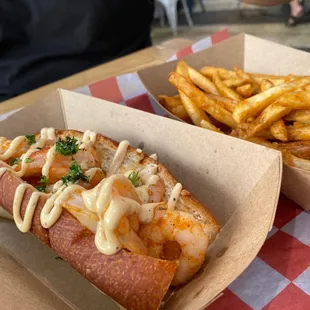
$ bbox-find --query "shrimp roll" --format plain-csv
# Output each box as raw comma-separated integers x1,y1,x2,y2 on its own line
0,128,220,310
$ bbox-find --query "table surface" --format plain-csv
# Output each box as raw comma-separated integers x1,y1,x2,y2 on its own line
0,38,192,115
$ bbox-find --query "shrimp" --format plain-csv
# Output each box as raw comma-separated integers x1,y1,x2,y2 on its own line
12,146,103,186
59,176,147,255
138,208,209,286
148,178,166,203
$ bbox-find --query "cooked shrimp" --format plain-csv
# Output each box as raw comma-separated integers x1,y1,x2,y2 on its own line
60,176,147,255
139,208,209,286
15,146,101,184
148,178,165,203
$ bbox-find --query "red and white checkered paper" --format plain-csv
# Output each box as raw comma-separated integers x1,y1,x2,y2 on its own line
0,29,309,309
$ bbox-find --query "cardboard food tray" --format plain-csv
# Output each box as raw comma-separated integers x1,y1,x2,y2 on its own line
138,33,310,211
0,89,281,310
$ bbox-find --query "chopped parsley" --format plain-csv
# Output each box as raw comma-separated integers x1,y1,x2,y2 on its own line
35,175,49,193
127,171,142,187
25,158,33,163
25,134,36,145
61,160,89,186
9,157,21,166
55,136,79,156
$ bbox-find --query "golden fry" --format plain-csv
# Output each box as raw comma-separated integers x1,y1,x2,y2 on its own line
158,95,190,121
287,124,310,141
236,84,254,98
158,95,182,108
187,66,219,95
223,77,247,88
234,67,260,94
246,104,290,137
176,60,190,79
179,91,220,132
232,79,308,124
276,141,310,160
200,66,236,80
213,71,243,101
270,120,288,142
205,94,239,113
168,72,236,128
260,79,274,92
275,91,310,109
285,110,310,124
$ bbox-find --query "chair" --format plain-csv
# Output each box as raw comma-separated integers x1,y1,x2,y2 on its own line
156,0,194,35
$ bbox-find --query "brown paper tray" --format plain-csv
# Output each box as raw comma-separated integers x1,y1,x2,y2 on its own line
138,33,310,210
0,89,281,309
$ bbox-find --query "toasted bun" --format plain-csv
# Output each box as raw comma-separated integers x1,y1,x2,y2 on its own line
0,129,220,310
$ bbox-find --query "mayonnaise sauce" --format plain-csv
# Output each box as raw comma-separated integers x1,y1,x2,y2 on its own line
79,130,97,150
167,183,182,210
40,184,84,228
42,145,56,179
137,203,160,224
0,129,168,257
13,184,48,232
107,140,129,176
40,128,56,141
149,153,158,161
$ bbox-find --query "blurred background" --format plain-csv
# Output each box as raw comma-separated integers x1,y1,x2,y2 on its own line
152,0,310,51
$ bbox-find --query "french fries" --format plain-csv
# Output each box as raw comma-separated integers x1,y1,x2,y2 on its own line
158,61,310,171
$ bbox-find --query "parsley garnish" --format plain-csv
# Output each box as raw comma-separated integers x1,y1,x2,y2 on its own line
61,160,89,186
127,171,142,187
35,175,49,193
9,157,21,166
55,136,79,156
25,158,33,163
25,135,36,145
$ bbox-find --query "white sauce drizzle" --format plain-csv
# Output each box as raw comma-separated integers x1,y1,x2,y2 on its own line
149,153,158,161
107,140,129,176
79,130,97,150
167,183,182,210
137,203,161,224
0,129,175,257
42,145,56,179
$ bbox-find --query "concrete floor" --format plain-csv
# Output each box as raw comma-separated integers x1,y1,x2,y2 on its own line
152,0,310,51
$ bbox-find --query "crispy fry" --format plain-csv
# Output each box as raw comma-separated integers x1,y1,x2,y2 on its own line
168,72,236,128
232,79,308,124
234,67,260,94
205,94,239,113
246,137,310,170
158,95,182,109
187,66,219,95
236,84,254,98
200,66,236,80
246,104,291,137
285,110,310,124
176,60,190,79
174,62,217,126
260,79,274,92
213,71,243,101
179,91,220,132
270,120,288,142
274,91,310,109
287,124,310,141
223,77,247,88
276,141,310,160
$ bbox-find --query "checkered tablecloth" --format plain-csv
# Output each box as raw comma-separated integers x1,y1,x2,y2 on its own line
1,29,309,309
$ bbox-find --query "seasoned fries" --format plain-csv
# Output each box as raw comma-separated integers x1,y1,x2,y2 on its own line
158,61,310,171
